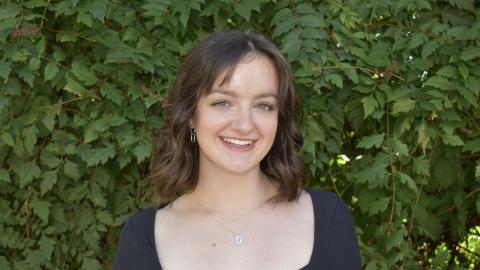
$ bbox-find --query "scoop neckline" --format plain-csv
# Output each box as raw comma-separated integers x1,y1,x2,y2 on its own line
153,188,318,270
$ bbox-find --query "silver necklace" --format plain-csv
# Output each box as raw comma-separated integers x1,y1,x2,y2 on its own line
193,190,268,246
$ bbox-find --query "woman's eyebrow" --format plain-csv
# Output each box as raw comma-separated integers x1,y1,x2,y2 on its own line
210,88,278,99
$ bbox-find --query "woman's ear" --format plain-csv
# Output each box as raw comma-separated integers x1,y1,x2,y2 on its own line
189,119,194,129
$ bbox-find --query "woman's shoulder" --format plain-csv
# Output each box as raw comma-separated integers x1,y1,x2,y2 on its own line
120,207,158,240
305,188,343,207
304,188,353,227
112,207,161,269
126,207,157,225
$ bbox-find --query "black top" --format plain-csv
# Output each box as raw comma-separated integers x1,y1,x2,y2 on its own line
112,189,361,269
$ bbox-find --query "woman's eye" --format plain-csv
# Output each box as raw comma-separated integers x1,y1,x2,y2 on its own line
257,103,274,111
211,100,231,108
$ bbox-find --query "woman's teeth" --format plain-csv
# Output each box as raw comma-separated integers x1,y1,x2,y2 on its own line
223,137,253,146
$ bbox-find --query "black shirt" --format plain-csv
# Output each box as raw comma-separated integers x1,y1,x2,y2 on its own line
112,189,361,269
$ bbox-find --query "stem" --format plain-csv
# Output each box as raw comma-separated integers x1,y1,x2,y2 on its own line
435,186,480,216
40,0,52,29
401,138,438,268
387,102,396,227
458,244,480,259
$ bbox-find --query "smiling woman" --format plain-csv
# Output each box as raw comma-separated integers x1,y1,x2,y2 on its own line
112,30,361,270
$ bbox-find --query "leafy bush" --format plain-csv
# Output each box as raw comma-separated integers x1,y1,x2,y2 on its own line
0,0,479,269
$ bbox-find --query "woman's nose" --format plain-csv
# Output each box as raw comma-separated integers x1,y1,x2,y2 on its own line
231,108,254,134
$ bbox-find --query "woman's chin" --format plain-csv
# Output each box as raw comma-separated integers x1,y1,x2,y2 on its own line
221,162,257,176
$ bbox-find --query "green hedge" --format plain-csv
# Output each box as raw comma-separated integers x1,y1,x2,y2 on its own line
1,0,479,269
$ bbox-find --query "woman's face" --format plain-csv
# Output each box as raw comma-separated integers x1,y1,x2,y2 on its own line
191,54,279,176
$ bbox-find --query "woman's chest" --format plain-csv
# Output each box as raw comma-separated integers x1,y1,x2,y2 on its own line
154,200,314,270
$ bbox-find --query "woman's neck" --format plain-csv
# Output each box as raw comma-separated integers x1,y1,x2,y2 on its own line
192,166,277,216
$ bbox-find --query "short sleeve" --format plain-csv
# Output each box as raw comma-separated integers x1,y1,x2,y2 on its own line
326,195,361,269
111,207,160,270
112,219,144,270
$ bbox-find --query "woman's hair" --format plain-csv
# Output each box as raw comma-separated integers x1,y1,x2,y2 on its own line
150,30,306,205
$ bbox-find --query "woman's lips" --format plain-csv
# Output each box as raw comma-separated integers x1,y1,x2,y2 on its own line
219,136,256,152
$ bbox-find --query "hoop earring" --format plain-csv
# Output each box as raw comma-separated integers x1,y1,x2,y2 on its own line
190,128,196,144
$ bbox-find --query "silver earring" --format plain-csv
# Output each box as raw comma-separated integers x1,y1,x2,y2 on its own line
190,128,196,143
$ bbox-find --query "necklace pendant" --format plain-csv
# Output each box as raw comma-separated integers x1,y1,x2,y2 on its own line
234,234,243,245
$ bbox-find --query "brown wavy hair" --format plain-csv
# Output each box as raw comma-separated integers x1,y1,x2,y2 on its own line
151,30,306,205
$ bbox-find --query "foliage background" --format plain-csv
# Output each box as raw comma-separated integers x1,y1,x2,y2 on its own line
1,0,480,269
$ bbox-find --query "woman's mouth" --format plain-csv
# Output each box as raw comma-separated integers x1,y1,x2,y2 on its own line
220,137,256,152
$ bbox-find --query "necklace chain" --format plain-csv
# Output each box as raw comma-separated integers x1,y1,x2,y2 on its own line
193,189,269,246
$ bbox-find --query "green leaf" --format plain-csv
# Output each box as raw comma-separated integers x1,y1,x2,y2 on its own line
385,228,405,252
0,61,12,80
22,125,39,156
100,83,124,105
392,98,415,115
0,132,15,147
306,119,325,143
96,210,114,226
423,76,451,90
365,42,390,67
442,134,464,146
369,197,390,215
460,46,480,61
448,0,474,10
357,154,390,184
415,205,442,240
421,40,439,58
19,161,41,188
84,127,98,145
31,197,51,223
464,139,480,153
64,160,80,179
391,139,409,156
39,235,56,261
0,4,19,20
458,87,477,106
40,169,58,195
117,153,132,169
436,65,457,79
0,256,9,270
42,108,58,132
397,172,418,192
234,0,260,21
417,121,430,151
64,77,87,95
0,168,11,183
476,196,480,213
84,145,116,167
357,133,385,149
326,73,343,88
18,66,34,87
476,162,480,181
431,146,460,188
458,63,468,81
171,0,201,28
413,157,430,176
71,61,97,86
133,143,152,163
407,33,425,50
81,257,101,270
0,96,8,115
87,0,108,21
44,62,59,81
77,11,93,27
40,150,62,168
361,96,378,118
344,68,359,83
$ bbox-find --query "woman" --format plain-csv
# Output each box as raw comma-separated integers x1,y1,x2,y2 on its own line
113,30,361,269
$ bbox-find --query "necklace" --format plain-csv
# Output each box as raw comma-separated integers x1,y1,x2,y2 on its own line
193,190,269,246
